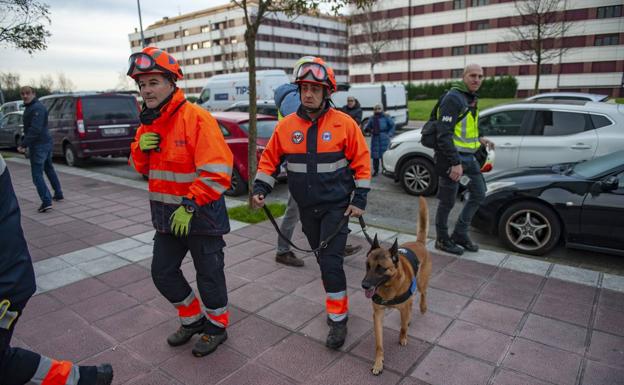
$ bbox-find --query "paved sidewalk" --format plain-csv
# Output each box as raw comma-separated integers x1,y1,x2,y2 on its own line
6,158,624,385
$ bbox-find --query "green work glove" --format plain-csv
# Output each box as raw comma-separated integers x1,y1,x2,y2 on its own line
139,132,160,151
170,206,193,237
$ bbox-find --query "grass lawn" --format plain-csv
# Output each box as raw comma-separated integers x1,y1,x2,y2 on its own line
227,201,286,224
409,98,516,121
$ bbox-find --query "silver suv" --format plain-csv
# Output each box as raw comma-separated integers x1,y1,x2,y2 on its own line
383,100,624,195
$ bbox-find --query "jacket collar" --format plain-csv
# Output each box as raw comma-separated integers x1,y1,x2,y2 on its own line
159,88,186,118
296,100,331,122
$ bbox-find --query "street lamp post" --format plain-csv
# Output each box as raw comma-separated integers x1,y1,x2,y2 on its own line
137,0,146,48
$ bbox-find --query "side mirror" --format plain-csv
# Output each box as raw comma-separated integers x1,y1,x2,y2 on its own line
592,176,619,194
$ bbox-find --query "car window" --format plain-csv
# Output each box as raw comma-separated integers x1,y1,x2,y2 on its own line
590,114,612,129
81,97,139,120
198,89,210,104
58,98,74,119
218,122,231,137
9,114,20,125
533,110,589,136
239,120,277,139
47,98,64,120
40,98,56,111
479,110,526,136
0,116,8,128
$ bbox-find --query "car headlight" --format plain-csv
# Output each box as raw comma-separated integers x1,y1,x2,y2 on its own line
486,181,515,195
389,141,402,150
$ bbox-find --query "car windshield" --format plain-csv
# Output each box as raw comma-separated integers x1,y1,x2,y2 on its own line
239,120,277,139
573,150,624,178
82,97,139,120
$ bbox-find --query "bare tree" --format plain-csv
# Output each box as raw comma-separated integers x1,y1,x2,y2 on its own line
349,2,404,83
509,0,571,93
0,71,21,90
231,0,372,204
0,0,51,54
115,70,135,91
38,73,54,90
56,72,75,92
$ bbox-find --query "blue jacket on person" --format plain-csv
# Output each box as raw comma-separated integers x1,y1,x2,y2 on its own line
0,155,36,306
274,83,300,119
21,98,52,148
365,113,395,159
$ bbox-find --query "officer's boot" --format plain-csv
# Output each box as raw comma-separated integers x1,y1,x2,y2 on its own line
192,330,228,357
326,317,348,350
95,364,114,385
167,317,207,347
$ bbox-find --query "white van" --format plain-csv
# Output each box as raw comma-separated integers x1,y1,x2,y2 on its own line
197,70,289,111
332,83,408,129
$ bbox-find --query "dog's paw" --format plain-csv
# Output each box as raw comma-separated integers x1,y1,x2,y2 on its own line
371,362,384,376
399,337,408,346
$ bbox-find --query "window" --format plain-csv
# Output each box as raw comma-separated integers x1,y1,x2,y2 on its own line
595,34,619,46
476,21,489,30
218,123,230,137
451,68,464,78
469,44,488,54
452,46,464,56
202,41,211,48
0,116,8,128
183,29,190,36
472,0,489,6
534,111,589,136
201,25,210,33
479,110,527,136
453,0,466,9
597,5,622,18
193,58,200,65
590,114,613,129
59,98,74,120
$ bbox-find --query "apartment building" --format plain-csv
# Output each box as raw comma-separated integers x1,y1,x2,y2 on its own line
127,3,348,97
348,0,624,96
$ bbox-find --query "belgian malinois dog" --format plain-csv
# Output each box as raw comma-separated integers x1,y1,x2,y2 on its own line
361,196,431,375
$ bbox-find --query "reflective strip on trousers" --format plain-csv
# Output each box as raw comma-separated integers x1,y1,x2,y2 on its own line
197,163,232,175
355,178,371,188
326,291,348,322
149,169,196,183
206,306,229,328
286,158,349,173
255,171,276,187
149,192,183,204
27,356,80,385
173,292,204,325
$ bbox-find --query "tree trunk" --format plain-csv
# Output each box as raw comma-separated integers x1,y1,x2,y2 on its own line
369,62,375,83
245,28,258,207
534,53,541,95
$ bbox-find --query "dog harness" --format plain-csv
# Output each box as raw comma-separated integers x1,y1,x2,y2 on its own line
372,247,419,306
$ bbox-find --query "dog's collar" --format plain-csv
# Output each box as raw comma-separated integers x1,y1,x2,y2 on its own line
372,277,417,306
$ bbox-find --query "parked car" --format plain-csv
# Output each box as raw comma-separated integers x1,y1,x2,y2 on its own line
382,100,624,196
224,100,278,118
211,111,278,196
39,92,140,166
0,111,23,149
472,150,624,256
0,100,24,119
526,92,610,103
332,83,409,129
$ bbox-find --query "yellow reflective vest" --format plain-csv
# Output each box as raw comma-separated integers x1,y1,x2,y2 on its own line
453,108,480,153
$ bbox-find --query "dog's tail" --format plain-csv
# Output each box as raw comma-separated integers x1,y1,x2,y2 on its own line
416,196,428,245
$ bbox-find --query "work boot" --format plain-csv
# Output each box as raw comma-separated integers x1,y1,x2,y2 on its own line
344,244,362,256
435,238,464,255
192,331,228,357
451,233,479,252
276,251,304,267
326,318,348,350
167,319,206,347
95,364,114,385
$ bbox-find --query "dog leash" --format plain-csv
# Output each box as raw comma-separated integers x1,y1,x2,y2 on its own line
262,205,360,256
358,216,374,246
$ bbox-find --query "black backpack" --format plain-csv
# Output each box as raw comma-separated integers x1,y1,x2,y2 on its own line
420,91,469,149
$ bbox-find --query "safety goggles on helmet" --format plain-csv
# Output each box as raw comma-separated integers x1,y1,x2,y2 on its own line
127,52,172,78
295,62,329,84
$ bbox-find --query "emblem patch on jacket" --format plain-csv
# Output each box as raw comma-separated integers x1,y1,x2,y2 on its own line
292,130,304,144
322,131,331,141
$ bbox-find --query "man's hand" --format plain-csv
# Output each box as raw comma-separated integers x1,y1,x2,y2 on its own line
480,137,495,150
139,132,160,151
169,206,192,237
252,194,265,209
17,146,25,154
344,205,364,218
448,164,463,182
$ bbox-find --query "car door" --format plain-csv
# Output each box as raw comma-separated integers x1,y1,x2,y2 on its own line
579,170,624,252
518,109,598,168
0,115,9,146
478,109,529,170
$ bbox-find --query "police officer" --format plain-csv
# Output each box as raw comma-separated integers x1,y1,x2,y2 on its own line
128,47,233,357
253,57,371,349
0,154,113,385
434,63,494,255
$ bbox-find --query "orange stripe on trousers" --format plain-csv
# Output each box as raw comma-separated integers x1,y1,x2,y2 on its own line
177,298,201,318
41,360,73,385
326,296,348,315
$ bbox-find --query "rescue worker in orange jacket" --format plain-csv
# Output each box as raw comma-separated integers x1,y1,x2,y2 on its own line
252,57,371,349
128,47,233,357
0,154,113,385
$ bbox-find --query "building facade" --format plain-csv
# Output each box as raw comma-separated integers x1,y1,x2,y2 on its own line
127,3,348,97
348,0,623,97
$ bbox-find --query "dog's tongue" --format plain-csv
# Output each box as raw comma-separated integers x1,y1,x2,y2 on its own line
364,288,375,298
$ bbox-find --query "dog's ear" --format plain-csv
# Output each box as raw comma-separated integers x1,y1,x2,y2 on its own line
372,234,380,249
390,238,399,265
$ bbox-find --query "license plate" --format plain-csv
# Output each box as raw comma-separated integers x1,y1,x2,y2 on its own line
102,127,127,136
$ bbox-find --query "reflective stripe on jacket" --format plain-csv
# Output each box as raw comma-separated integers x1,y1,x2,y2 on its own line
453,108,480,153
254,106,371,209
129,88,233,235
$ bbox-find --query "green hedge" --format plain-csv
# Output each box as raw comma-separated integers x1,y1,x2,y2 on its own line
406,75,518,100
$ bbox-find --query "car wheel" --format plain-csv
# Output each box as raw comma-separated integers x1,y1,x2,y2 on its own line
225,168,247,196
399,158,437,196
498,201,561,256
64,144,83,167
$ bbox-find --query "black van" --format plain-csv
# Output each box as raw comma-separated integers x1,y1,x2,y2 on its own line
40,93,140,166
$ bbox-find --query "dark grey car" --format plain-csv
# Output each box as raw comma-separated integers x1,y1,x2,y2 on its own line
0,111,24,149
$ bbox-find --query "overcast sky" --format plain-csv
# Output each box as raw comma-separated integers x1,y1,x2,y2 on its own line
1,0,230,92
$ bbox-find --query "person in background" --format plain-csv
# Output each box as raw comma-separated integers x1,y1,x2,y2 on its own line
17,86,63,213
0,154,113,385
340,96,362,126
364,104,395,177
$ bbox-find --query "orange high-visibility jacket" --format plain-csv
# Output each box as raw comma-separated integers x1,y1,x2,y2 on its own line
254,106,371,209
130,88,233,235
